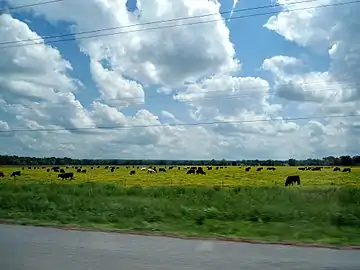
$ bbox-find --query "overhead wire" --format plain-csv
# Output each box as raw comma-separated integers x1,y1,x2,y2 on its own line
0,0,66,12
0,0,320,46
1,0,360,49
0,114,359,134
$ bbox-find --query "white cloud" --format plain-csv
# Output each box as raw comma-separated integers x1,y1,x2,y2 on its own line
1,0,359,160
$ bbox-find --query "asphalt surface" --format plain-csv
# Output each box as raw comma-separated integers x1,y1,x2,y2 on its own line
1,224,360,270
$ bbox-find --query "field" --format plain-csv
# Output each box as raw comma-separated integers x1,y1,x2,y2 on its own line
0,165,359,187
0,165,360,246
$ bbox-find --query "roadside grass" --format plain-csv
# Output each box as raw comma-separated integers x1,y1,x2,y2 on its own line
1,181,360,246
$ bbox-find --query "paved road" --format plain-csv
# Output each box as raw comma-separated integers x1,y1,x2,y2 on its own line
1,224,360,270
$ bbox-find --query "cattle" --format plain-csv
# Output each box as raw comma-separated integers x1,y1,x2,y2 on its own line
11,171,21,177
196,167,206,175
298,168,305,171
105,166,109,169
169,166,174,170
216,167,219,170
147,169,156,174
77,169,81,173
159,168,166,172
52,166,60,171
187,168,196,174
60,169,65,173
141,167,147,171
178,167,181,170
28,167,31,169
46,169,50,172
81,169,87,173
245,167,251,172
256,167,263,171
111,167,115,172
285,175,301,187
130,170,136,175
91,167,94,170
207,167,212,170
58,172,74,180
311,167,322,171
333,167,341,172
0,171,4,177
153,167,158,173
342,168,351,173
54,168,60,172
267,167,276,171
22,167,24,170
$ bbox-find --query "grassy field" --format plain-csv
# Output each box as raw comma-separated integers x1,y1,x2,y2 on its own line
0,165,359,187
0,165,360,246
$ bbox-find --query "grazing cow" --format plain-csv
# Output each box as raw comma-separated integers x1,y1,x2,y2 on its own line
147,169,156,174
58,172,74,180
105,166,109,169
207,167,212,170
153,167,158,173
311,167,321,171
81,169,87,173
333,167,341,172
60,169,65,173
97,166,100,168
267,167,276,171
342,168,351,173
11,171,21,177
169,166,174,170
75,166,79,170
159,168,166,172
216,167,219,170
117,167,120,169
256,167,263,171
111,167,115,172
46,169,50,172
0,171,4,177
245,167,251,172
298,168,305,171
187,168,196,174
196,167,206,175
77,169,81,173
52,166,60,171
141,167,147,171
178,167,181,170
28,167,31,169
130,170,136,175
285,175,301,187
91,167,94,170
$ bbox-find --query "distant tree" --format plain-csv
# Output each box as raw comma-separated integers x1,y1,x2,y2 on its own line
288,159,297,166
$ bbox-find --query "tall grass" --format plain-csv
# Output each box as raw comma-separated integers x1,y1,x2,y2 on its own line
0,181,360,245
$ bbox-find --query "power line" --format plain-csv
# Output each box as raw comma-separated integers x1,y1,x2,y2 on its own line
1,80,356,109
0,0,66,12
0,0,319,46
1,114,359,134
1,0,359,49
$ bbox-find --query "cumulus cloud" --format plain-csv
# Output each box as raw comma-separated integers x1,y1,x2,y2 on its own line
1,0,359,159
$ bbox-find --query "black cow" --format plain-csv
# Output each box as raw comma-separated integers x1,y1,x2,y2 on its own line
60,169,65,173
342,168,351,172
159,168,166,172
58,172,74,180
256,167,263,171
245,167,251,172
11,171,21,177
178,167,181,170
311,167,321,171
333,167,341,171
196,167,206,175
77,169,81,173
52,166,60,171
187,168,196,174
111,167,115,172
130,170,136,175
285,175,300,186
298,168,305,171
267,167,276,171
0,171,4,177
81,170,87,173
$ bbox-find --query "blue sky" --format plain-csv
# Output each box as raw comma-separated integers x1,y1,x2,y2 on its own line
1,0,358,159
9,0,329,123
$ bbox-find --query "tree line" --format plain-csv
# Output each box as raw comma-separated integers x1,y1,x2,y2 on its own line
0,155,359,167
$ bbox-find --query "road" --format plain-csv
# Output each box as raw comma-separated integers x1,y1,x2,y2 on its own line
0,224,360,270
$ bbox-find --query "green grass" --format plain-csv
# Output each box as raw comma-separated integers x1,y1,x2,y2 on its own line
1,179,360,246
0,165,359,187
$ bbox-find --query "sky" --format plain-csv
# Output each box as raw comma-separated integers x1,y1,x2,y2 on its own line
0,0,360,160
